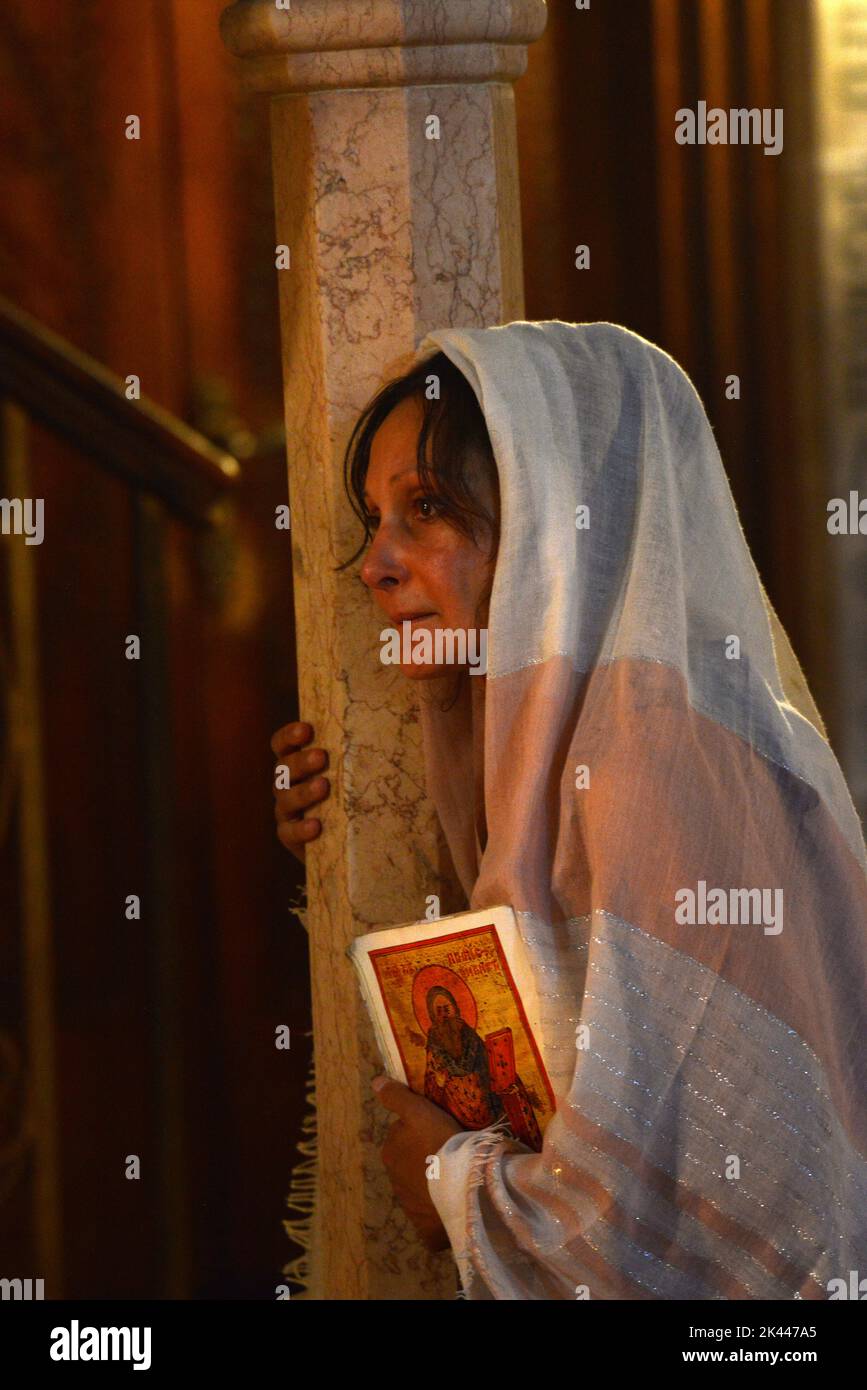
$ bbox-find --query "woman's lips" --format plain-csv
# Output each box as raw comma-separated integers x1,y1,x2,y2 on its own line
393,611,436,625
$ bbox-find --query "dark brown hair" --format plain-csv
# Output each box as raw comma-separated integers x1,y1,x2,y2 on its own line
339,349,499,571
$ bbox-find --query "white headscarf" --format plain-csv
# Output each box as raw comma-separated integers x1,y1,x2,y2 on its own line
415,320,867,1300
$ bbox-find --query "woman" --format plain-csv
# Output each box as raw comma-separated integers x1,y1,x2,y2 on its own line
272,320,867,1299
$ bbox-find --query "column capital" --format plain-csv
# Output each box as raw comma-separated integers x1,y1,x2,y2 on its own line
220,0,547,93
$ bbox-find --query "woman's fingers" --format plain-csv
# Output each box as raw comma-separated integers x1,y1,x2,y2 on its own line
276,816,320,855
272,746,330,813
271,722,330,861
271,728,326,783
270,720,313,758
273,773,330,822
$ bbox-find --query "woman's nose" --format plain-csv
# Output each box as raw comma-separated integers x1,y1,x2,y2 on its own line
359,525,410,590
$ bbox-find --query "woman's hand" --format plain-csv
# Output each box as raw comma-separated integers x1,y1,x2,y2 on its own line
271,721,330,864
373,1076,463,1252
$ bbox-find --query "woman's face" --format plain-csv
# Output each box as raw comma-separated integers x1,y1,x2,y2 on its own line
360,395,496,681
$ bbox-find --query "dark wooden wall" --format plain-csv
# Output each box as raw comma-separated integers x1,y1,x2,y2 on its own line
0,0,310,1299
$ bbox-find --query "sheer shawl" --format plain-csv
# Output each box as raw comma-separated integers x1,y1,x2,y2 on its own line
415,320,867,1300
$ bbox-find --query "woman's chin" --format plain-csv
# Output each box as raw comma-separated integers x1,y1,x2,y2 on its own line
399,661,453,681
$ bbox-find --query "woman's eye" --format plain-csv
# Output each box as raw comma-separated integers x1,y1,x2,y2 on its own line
414,495,442,520
365,512,380,532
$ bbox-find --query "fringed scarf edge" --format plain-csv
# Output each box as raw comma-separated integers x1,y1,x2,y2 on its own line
281,885,317,1297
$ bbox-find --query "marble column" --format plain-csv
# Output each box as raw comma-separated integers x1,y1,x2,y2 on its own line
220,0,547,1299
